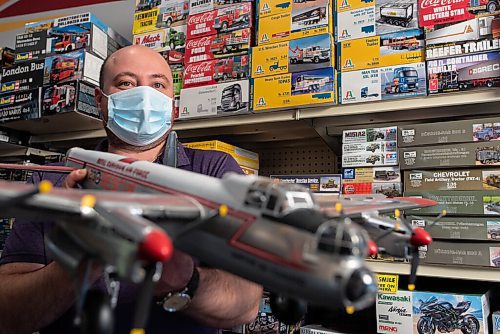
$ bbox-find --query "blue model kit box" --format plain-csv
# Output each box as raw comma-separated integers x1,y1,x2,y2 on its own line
493,311,500,334
270,174,342,193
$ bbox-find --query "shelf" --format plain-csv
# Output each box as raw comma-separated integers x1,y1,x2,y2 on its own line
367,260,500,282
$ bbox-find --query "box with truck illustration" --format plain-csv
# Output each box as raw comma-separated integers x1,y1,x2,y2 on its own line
342,166,401,195
41,80,98,119
342,152,398,167
404,169,500,191
418,0,498,28
0,88,42,123
270,174,342,193
179,79,250,119
421,240,500,268
134,0,189,35
256,0,333,45
133,25,187,53
251,33,334,78
427,51,500,94
182,55,249,88
189,0,253,15
251,67,336,111
343,126,397,143
343,140,397,154
410,216,500,241
338,29,425,72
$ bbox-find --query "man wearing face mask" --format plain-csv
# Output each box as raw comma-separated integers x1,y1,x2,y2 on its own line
0,45,262,334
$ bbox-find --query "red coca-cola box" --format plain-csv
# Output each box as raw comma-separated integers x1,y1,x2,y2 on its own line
182,55,249,88
186,3,253,40
418,0,484,28
184,28,251,64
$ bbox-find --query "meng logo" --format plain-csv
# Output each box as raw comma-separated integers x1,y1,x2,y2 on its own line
256,97,266,107
343,58,354,69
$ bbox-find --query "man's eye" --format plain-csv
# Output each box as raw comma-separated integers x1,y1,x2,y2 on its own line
119,81,133,87
153,82,166,89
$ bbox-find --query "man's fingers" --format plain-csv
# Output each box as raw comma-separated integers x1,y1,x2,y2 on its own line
63,169,87,188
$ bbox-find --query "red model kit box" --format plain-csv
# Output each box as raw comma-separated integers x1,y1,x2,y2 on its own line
189,0,253,15
182,55,249,88
418,0,497,28
342,166,402,195
0,88,42,123
185,28,251,64
186,3,253,39
41,80,99,119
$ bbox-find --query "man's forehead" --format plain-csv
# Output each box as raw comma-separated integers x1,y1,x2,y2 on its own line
105,48,172,77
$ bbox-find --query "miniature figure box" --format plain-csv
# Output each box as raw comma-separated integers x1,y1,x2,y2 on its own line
182,55,249,88
179,79,250,119
133,25,187,53
404,169,500,191
41,80,99,119
185,28,251,64
256,0,333,45
342,152,398,167
399,141,500,170
343,126,397,143
427,51,500,94
418,0,494,28
189,0,253,15
250,33,334,78
251,67,336,111
398,117,500,147
342,166,401,195
0,88,42,123
410,216,500,241
338,29,425,72
134,0,189,35
183,139,259,169
270,174,342,193
421,240,500,268
186,3,253,40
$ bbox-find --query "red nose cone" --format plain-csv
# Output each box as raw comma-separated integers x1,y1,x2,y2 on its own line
410,227,432,247
139,230,174,262
368,239,378,258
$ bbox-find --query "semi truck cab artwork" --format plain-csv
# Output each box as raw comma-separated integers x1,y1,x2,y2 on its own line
292,7,327,26
156,2,188,28
213,57,248,81
289,45,330,64
384,67,419,93
43,85,76,113
468,0,499,14
53,33,88,53
379,3,414,27
214,6,250,32
210,31,249,54
221,83,242,111
50,56,78,84
165,29,186,50
292,75,329,92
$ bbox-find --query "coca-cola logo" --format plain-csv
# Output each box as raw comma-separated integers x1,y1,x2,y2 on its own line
141,34,161,44
420,0,461,9
188,11,215,25
185,62,212,74
186,36,213,49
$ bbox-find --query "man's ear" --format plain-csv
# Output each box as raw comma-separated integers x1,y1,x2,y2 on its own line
95,87,102,109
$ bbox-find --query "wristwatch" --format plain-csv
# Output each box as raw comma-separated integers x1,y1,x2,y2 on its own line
160,266,200,312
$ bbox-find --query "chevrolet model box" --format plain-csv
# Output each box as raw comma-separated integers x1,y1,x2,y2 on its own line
41,80,99,119
418,0,496,28
410,216,500,241
184,139,259,169
421,240,500,268
343,126,397,143
133,0,189,35
0,88,42,123
189,0,253,15
404,169,500,191
270,174,342,193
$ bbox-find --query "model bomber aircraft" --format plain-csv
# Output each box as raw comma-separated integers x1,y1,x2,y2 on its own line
0,148,437,334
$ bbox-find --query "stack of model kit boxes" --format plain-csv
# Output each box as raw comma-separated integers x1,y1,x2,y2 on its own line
341,126,402,196
0,218,14,256
336,0,428,104
419,0,500,94
399,117,500,268
251,0,337,111
178,1,254,119
0,12,130,123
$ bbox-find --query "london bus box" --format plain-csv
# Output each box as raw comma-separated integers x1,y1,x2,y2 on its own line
250,33,334,79
133,25,187,53
256,0,334,45
189,0,253,15
0,88,42,123
40,80,99,119
179,79,250,119
251,67,336,111
337,29,425,72
418,0,499,28
133,0,189,35
182,55,249,88
427,51,500,94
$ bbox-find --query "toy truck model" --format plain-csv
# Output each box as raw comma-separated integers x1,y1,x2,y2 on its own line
386,36,419,50
210,32,249,54
366,155,381,164
475,127,500,141
53,33,88,53
477,148,500,164
50,56,77,83
486,174,500,187
269,61,287,71
322,179,338,188
43,84,76,112
384,67,419,93
489,226,500,238
214,5,250,31
379,3,414,27
136,0,161,11
374,170,399,180
292,7,327,26
468,0,499,14
165,29,186,50
289,46,330,64
213,57,247,81
291,75,329,92
156,2,188,28
220,83,242,111
440,59,500,91
361,87,380,98
366,143,381,152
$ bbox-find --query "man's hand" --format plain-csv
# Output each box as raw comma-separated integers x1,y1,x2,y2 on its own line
63,169,87,188
155,250,194,297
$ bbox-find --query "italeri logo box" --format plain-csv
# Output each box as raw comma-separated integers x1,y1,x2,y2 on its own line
0,88,42,123
182,55,249,88
343,126,397,143
134,0,189,35
185,28,251,64
338,29,425,72
179,79,250,119
342,166,401,195
270,174,342,193
133,25,187,53
342,152,398,167
427,51,500,94
399,141,500,169
399,117,500,147
251,67,336,111
186,3,253,39
41,80,99,119
410,216,500,241
189,0,253,15
404,169,500,191
251,34,334,78
418,0,494,28
421,240,500,268
256,0,333,45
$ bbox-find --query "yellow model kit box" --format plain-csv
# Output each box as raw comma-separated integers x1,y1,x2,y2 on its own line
183,140,259,170
338,28,424,72
251,67,336,111
256,0,333,45
251,34,334,78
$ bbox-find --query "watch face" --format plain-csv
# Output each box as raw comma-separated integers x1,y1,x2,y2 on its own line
162,293,191,312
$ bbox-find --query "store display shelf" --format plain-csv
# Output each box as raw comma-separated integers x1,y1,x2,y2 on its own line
367,260,500,282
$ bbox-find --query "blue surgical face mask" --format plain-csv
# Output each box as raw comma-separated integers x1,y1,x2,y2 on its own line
103,86,173,146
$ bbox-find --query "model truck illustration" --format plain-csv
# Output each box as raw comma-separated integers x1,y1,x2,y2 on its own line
50,56,78,83
366,155,381,164
156,2,188,28
385,36,419,50
384,67,419,93
426,16,495,45
214,5,250,31
489,226,500,238
210,31,249,54
289,45,330,64
291,75,329,92
136,0,161,11
361,87,380,98
43,84,76,112
292,7,327,26
379,3,413,27
213,57,247,81
476,148,500,164
468,0,499,14
322,179,338,189
165,29,186,50
52,32,88,53
486,174,500,188
221,83,242,111
366,143,381,152
439,59,500,91
374,170,399,180
475,127,500,141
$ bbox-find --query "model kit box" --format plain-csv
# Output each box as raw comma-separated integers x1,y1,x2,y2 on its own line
399,117,500,147
0,47,15,69
421,240,500,268
399,141,500,170
343,141,397,154
376,291,413,334
172,68,184,96
270,174,342,193
0,88,42,123
189,0,253,15
133,25,187,53
41,80,98,119
44,49,102,87
256,0,333,45
0,60,45,94
418,0,494,28
182,55,249,88
186,3,253,40
342,151,398,167
251,67,336,111
185,28,251,64
160,50,185,69
134,8,162,35
342,166,401,195
179,79,250,119
300,325,347,333
338,29,425,72
404,169,500,191
343,126,397,143
134,0,189,34
184,139,259,169
251,34,334,78
410,216,500,241
493,311,500,334
427,51,500,94
339,68,381,103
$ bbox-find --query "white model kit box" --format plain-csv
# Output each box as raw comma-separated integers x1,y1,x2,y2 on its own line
342,152,398,167
179,79,250,119
339,69,381,104
376,291,413,334
342,141,397,154
343,126,398,143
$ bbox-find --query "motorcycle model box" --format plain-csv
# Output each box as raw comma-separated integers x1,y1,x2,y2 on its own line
189,0,253,15
342,166,401,195
342,152,398,167
418,0,499,28
182,55,249,88
404,169,500,191
0,88,42,123
185,28,251,64
270,174,342,193
183,139,259,169
186,3,253,40
133,25,187,53
399,117,500,147
421,240,500,269
427,51,500,94
343,126,397,144
250,33,334,79
409,216,500,241
41,80,99,119
179,79,250,119
251,67,336,111
134,0,189,34
399,141,500,170
256,0,333,45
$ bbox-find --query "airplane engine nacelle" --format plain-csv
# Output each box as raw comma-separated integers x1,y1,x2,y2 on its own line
269,292,307,325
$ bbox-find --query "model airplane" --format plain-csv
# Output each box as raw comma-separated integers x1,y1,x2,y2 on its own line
0,148,437,333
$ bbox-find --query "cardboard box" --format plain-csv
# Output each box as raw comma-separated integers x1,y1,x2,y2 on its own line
183,139,259,169
337,29,425,72
251,67,336,111
405,190,500,215
172,68,184,96
421,240,500,268
189,0,253,15
342,152,398,167
343,141,397,154
160,50,185,69
493,311,500,334
404,169,500,191
300,325,347,333
342,166,402,195
0,47,15,68
270,174,342,193
398,117,500,147
399,141,500,170
343,126,397,143
376,291,413,334
133,25,187,53
0,60,45,94
186,3,253,40
182,55,249,88
0,88,42,123
133,0,189,34
179,79,251,119
427,51,500,94
256,0,333,45
41,80,99,119
410,216,500,241
251,33,334,78
418,0,493,28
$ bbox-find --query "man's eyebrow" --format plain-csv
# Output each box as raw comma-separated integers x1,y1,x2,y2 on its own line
151,73,170,82
113,71,137,80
